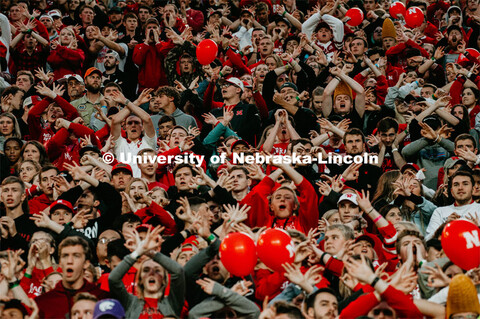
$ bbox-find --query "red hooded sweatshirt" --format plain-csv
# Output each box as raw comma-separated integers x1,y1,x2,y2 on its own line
27,95,80,144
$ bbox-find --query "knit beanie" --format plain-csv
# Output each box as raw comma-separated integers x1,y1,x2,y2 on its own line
446,274,480,318
382,18,396,39
334,81,353,101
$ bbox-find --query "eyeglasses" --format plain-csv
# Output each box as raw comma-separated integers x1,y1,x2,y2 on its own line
221,83,233,88
373,308,394,316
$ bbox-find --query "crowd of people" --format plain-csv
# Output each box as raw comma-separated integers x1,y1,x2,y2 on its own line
0,0,480,317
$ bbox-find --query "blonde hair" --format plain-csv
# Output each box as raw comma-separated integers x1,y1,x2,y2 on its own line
372,170,402,205
135,258,168,300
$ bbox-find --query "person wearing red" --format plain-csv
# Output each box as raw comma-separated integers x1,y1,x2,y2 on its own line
242,161,319,234
132,18,174,92
35,236,108,318
27,82,80,144
155,126,205,187
20,231,58,298
340,254,423,318
47,27,85,80
178,0,204,33
45,117,101,170
28,165,59,215
10,19,50,74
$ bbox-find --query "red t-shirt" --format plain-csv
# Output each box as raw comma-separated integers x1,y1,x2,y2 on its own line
139,297,163,318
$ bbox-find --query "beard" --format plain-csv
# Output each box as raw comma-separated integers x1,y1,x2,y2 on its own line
85,83,101,94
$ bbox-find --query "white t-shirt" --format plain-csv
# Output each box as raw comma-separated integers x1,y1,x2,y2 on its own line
113,133,157,177
425,201,480,240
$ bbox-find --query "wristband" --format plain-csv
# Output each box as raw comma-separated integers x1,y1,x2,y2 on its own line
8,280,20,289
335,76,341,81
367,207,375,215
370,276,380,287
320,252,329,264
183,229,192,238
419,259,426,268
206,233,216,244
219,71,223,77
282,10,287,16
289,58,293,64
468,72,473,78
340,176,346,183
130,251,140,260
178,145,183,152
296,96,300,101
124,99,130,105
373,215,382,223
24,273,32,279
431,57,436,61
391,148,398,152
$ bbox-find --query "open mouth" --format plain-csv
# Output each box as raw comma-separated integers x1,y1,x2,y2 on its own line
66,268,74,277
279,204,287,210
148,278,156,285
340,103,346,109
212,266,220,273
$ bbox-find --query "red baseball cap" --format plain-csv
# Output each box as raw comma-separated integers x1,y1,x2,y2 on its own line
111,163,133,176
230,139,250,151
400,163,420,173
50,199,74,214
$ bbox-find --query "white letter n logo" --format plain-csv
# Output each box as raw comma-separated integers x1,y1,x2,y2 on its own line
464,230,480,249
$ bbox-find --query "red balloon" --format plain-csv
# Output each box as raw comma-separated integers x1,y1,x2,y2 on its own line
257,229,295,272
389,1,406,19
404,7,424,28
345,8,364,27
196,39,218,65
219,232,257,277
441,220,480,270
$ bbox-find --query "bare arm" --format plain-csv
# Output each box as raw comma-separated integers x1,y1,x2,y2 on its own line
111,106,130,140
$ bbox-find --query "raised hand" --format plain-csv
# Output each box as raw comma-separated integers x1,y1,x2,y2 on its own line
355,189,373,213
222,203,251,224
196,278,216,295
343,254,375,285
176,197,195,225
202,112,218,125
282,263,306,286
129,226,164,256
231,280,253,296
342,163,361,181
422,263,451,288
34,82,56,99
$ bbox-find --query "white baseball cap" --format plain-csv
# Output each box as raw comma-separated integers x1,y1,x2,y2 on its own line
64,74,84,84
337,193,358,206
222,77,244,92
